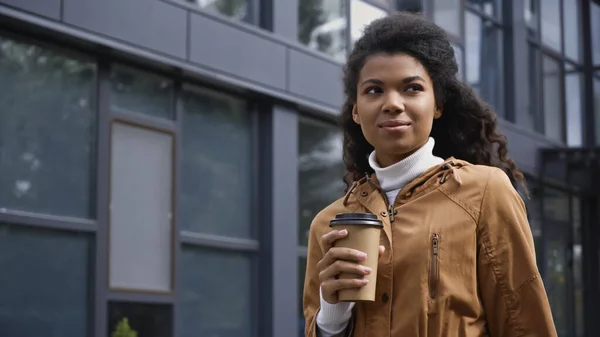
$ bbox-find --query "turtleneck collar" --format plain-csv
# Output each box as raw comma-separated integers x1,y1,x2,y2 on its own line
368,137,444,193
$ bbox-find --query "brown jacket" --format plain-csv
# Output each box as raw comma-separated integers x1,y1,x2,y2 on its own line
303,158,557,337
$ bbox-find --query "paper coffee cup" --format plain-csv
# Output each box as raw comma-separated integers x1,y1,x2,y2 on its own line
329,213,383,302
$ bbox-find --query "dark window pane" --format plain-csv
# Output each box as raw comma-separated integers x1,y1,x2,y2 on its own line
433,0,461,36
0,36,96,218
540,0,561,51
465,12,504,116
0,225,91,337
110,65,173,119
184,0,249,22
563,0,581,62
595,74,600,145
179,247,255,337
108,302,172,337
528,45,544,133
298,118,345,246
395,0,423,12
565,69,583,146
180,86,253,238
350,0,387,45
466,0,500,17
592,2,600,66
542,55,564,142
298,0,347,62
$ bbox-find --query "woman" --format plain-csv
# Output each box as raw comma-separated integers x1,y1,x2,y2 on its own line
302,12,557,337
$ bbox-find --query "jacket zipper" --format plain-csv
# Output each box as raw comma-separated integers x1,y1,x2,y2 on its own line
429,233,440,299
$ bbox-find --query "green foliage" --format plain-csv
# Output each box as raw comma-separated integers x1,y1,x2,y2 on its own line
111,318,138,337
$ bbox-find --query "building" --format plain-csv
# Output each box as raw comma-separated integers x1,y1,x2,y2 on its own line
0,0,598,336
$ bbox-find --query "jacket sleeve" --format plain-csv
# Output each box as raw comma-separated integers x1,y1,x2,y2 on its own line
477,169,557,337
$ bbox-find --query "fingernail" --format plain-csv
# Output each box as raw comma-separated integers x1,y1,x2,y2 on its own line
361,266,372,274
340,229,348,235
358,252,367,260
361,279,369,284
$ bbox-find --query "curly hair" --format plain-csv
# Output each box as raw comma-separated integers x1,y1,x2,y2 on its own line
340,11,526,194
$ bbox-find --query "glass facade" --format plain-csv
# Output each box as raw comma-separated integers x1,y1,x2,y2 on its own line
0,0,599,336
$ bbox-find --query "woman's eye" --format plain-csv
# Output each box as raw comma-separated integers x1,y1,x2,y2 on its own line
406,84,423,92
366,87,382,94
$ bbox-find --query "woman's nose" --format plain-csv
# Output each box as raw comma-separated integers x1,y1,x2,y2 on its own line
382,92,405,114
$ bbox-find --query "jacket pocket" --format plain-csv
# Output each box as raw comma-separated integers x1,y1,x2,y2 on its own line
429,233,440,300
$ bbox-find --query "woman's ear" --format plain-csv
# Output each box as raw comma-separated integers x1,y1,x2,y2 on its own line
352,105,361,124
434,108,443,119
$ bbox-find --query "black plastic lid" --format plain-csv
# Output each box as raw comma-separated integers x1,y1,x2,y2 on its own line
329,213,383,227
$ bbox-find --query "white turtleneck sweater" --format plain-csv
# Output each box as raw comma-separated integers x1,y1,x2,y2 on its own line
316,137,444,336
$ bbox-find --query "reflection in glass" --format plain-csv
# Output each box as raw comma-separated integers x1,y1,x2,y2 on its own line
433,0,461,36
466,0,499,17
180,86,253,238
540,0,561,51
184,0,248,21
298,118,345,247
451,43,464,81
542,55,563,142
565,70,582,146
592,2,600,65
351,0,388,45
179,246,254,337
542,187,571,337
0,225,91,337
562,0,580,62
527,45,543,132
0,36,96,219
298,0,347,62
110,66,173,119
108,302,172,337
465,12,503,116
524,0,538,32
571,197,584,337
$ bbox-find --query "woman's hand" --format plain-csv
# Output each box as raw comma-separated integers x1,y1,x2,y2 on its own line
317,229,385,304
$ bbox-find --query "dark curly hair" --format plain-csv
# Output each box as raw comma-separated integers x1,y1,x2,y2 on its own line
341,11,526,194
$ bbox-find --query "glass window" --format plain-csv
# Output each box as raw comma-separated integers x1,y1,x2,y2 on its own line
542,55,564,142
524,0,538,32
298,0,347,62
540,0,561,51
110,65,173,119
465,12,504,116
0,36,96,219
0,225,91,337
433,0,461,37
452,43,464,81
592,1,600,66
394,0,423,12
180,86,253,238
298,118,345,247
565,68,583,146
527,45,543,133
108,302,172,337
466,0,499,17
179,246,255,337
562,0,581,62
350,0,388,45
184,0,249,22
109,123,173,292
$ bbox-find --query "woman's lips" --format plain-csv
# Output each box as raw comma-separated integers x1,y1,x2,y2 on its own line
378,120,411,132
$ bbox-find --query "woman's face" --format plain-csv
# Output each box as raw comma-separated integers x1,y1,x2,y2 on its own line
353,52,441,167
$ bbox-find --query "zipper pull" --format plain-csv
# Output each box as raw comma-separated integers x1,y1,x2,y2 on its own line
388,204,395,223
432,233,439,255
